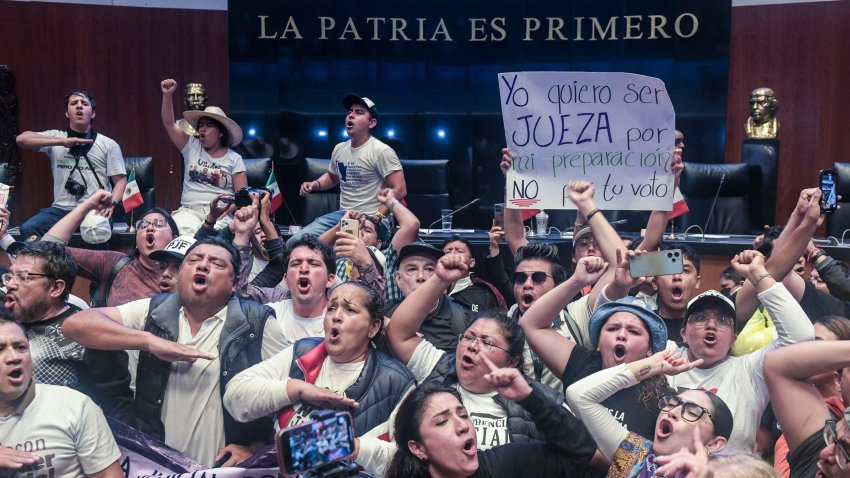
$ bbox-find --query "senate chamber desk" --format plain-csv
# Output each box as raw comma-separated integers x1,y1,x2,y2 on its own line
5,229,850,303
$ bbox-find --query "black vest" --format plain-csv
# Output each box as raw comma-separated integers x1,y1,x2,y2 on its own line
288,337,415,436
134,293,274,446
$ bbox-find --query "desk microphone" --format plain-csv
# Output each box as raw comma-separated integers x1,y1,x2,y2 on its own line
702,173,725,240
424,198,481,233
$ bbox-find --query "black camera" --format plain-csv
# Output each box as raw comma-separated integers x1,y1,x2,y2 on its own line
234,187,270,208
64,178,86,197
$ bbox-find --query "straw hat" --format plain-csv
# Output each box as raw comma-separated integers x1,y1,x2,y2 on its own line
182,106,243,147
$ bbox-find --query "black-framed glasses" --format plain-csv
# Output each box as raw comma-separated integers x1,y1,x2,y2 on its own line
824,419,850,469
458,334,511,354
2,271,51,285
512,271,552,285
658,394,715,424
135,218,170,230
687,312,734,330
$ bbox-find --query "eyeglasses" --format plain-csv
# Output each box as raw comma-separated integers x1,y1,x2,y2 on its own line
2,271,51,285
658,394,716,424
687,312,734,330
575,237,597,248
824,419,850,469
458,334,511,354
512,271,553,285
135,218,170,230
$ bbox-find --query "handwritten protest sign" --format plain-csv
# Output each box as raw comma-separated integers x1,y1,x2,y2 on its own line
499,71,676,211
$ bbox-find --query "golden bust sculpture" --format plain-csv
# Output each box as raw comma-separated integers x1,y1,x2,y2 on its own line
177,83,207,137
745,87,779,139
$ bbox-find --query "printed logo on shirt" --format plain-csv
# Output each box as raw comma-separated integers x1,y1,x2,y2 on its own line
609,407,628,430
0,439,55,478
189,159,234,189
470,412,511,450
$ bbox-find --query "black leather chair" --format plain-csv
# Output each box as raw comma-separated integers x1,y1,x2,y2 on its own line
243,157,272,190
399,159,450,227
302,157,340,224
299,158,450,226
826,162,850,239
112,157,155,224
676,162,753,235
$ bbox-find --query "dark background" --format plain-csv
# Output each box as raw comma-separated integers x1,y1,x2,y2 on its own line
228,0,730,228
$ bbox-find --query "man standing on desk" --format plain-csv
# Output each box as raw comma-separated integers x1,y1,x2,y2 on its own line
294,94,406,246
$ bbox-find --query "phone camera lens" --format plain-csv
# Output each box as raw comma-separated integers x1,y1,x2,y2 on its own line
667,252,673,257
674,252,680,257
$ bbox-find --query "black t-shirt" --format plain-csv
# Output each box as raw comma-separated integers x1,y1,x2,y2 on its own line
562,346,660,439
661,317,685,346
799,279,850,322
451,283,501,315
788,428,824,478
25,305,134,424
386,295,470,352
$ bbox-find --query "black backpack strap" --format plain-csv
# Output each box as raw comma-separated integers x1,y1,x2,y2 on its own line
90,255,131,307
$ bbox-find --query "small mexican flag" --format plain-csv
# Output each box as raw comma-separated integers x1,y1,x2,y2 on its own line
266,170,283,213
122,168,144,213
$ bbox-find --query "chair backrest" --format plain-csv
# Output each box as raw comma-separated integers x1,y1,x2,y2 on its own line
677,162,752,235
827,162,850,238
243,157,272,190
0,163,9,186
112,157,155,224
399,159,450,227
302,157,339,224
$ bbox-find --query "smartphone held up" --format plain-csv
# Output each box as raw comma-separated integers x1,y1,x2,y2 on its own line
819,169,838,214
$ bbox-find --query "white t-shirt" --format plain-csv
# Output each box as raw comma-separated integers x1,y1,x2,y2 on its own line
116,297,286,466
0,384,120,477
667,283,815,452
224,345,403,439
37,129,125,210
268,299,325,347
407,340,509,451
330,136,401,212
180,136,246,207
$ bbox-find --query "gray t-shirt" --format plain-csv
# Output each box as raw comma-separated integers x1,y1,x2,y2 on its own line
330,136,401,212
37,129,125,210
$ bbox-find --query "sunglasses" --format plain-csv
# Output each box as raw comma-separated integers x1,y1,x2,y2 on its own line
658,394,716,424
512,271,553,285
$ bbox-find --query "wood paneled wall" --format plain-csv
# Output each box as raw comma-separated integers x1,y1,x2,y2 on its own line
726,1,850,225
0,2,229,220
1,1,848,227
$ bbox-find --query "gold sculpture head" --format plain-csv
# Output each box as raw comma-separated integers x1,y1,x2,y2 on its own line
184,83,207,111
746,87,779,139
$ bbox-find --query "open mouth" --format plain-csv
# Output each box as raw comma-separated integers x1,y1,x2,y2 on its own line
521,293,535,307
462,437,476,456
297,277,311,293
460,354,475,369
192,274,208,292
671,286,684,301
329,326,341,340
613,344,627,360
704,332,717,345
7,367,24,385
657,418,673,439
145,233,156,247
4,296,15,308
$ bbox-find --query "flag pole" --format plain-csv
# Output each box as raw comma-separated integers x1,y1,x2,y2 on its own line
127,161,136,233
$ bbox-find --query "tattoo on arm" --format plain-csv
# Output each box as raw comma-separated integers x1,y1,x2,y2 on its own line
638,365,652,377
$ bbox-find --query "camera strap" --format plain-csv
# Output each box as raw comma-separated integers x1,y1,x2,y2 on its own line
65,128,104,190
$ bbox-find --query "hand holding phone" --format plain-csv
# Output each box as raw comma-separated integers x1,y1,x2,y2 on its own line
493,203,504,229
276,411,355,476
340,218,360,237
819,169,838,214
629,249,684,278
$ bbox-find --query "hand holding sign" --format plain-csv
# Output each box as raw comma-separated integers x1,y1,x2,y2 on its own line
499,71,676,212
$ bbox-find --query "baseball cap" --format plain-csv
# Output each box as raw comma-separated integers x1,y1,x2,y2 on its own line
150,235,197,263
368,246,386,274
398,243,443,264
573,224,592,247
342,93,379,118
80,210,112,244
686,290,736,319
589,296,668,353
